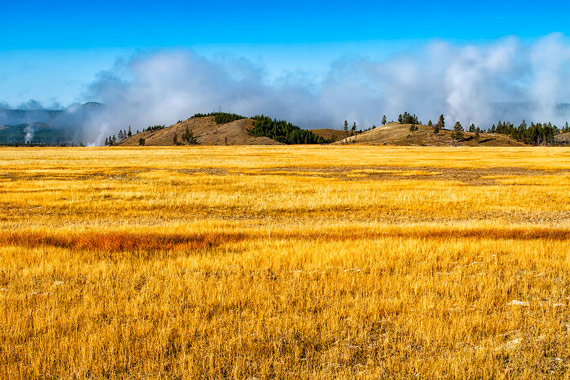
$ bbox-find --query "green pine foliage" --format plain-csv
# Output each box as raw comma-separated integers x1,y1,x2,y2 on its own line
451,122,464,140
182,127,198,145
145,125,165,132
192,112,245,124
397,112,420,125
250,115,330,144
486,119,560,145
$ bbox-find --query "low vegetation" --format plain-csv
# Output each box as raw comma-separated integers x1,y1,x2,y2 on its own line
1,146,570,378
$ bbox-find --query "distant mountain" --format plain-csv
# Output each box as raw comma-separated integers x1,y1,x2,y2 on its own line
0,108,62,126
0,103,103,145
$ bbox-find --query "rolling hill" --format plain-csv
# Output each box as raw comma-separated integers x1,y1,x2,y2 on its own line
334,122,524,146
118,116,280,146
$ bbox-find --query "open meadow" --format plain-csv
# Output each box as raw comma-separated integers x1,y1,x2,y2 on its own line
2,146,570,379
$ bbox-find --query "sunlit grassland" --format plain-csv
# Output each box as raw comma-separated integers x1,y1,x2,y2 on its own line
1,146,570,379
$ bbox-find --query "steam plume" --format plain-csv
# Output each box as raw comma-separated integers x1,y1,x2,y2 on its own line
5,34,570,145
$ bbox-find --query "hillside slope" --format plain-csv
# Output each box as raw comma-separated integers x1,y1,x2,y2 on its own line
119,116,280,146
310,129,345,142
555,132,570,144
335,123,524,146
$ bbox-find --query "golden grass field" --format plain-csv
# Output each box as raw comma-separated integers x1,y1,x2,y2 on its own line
1,146,570,379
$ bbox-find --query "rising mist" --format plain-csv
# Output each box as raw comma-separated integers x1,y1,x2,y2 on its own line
3,33,570,145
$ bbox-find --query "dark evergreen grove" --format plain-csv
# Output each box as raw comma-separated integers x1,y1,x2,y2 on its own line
191,112,245,124
250,115,330,144
397,112,420,125
486,120,564,145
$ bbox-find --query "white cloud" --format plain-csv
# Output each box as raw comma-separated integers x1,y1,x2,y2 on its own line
7,34,570,145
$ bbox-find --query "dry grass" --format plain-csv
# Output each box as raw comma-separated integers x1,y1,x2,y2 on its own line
1,146,570,379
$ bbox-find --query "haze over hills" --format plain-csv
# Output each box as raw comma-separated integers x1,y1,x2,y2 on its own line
0,106,568,147
0,103,103,145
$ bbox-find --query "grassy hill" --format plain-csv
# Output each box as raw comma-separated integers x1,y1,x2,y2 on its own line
119,113,330,146
335,122,524,146
119,116,280,146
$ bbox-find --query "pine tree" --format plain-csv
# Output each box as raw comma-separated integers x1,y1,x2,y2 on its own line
474,127,480,143
173,132,178,145
451,122,464,141
382,115,387,125
437,114,445,130
428,120,433,127
344,120,349,138
469,123,476,133
128,126,132,138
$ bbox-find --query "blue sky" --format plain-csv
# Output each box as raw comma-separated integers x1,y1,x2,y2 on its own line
1,0,569,107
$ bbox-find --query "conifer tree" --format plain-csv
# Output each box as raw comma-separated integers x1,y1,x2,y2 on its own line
451,122,464,141
437,114,445,129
